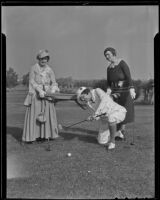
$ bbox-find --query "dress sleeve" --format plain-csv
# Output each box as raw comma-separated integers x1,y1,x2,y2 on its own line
121,61,134,88
106,67,111,89
29,65,43,93
94,88,107,116
95,94,110,117
95,88,106,100
49,68,59,91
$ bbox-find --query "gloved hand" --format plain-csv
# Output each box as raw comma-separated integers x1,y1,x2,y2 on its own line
130,88,136,99
51,86,60,94
39,90,46,98
106,88,112,95
56,87,60,93
87,115,96,121
112,93,120,99
47,97,53,101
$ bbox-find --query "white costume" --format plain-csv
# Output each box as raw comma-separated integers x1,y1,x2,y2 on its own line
78,88,127,144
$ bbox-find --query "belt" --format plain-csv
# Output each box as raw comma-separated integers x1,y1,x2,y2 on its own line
111,80,130,92
112,88,130,93
111,80,127,88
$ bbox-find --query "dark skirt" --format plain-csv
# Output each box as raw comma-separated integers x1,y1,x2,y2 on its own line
114,91,135,124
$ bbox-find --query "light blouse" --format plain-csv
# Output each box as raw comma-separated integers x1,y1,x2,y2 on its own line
87,88,127,118
28,63,59,95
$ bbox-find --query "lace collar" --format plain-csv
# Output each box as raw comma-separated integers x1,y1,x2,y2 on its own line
109,59,122,68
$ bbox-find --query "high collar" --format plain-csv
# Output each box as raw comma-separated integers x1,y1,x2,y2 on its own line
109,59,122,68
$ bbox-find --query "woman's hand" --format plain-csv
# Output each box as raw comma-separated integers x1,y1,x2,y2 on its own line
55,87,60,93
112,93,120,99
51,86,60,94
39,90,46,98
130,88,136,99
106,88,112,95
87,115,96,121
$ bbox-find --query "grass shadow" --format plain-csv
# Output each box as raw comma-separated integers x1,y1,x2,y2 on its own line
59,130,98,144
62,127,98,135
7,126,23,142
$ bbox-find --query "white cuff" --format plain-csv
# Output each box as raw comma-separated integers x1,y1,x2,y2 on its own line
130,88,136,99
51,86,60,93
106,88,112,95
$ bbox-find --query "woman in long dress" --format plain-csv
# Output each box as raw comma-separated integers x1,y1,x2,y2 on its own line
104,47,136,137
22,49,60,143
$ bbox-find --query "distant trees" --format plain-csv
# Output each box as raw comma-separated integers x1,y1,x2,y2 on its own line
20,71,154,104
57,77,74,89
22,72,29,87
6,67,19,88
132,79,142,100
140,79,154,104
92,79,107,91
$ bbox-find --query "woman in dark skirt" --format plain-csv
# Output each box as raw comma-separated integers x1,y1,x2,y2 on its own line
104,47,136,137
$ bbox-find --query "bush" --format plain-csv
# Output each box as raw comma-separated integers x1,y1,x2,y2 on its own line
6,67,18,88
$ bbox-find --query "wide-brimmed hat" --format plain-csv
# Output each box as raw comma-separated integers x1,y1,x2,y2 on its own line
36,49,50,60
76,86,88,106
76,87,87,99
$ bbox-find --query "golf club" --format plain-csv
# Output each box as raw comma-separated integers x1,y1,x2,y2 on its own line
130,122,135,145
130,100,135,145
63,112,107,129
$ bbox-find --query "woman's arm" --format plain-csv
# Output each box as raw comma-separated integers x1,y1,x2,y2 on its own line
121,61,134,88
95,88,106,99
121,61,136,99
106,68,112,95
94,89,108,118
29,65,44,93
49,68,60,93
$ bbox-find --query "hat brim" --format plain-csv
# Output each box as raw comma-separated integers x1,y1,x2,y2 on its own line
37,51,50,59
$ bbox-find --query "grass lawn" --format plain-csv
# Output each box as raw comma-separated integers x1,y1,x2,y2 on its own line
6,90,154,199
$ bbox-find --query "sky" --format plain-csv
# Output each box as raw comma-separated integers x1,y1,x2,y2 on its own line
2,6,158,80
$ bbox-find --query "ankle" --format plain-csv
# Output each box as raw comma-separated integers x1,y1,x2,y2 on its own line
110,140,115,144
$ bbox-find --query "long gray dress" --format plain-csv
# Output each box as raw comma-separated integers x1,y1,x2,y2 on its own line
22,63,59,142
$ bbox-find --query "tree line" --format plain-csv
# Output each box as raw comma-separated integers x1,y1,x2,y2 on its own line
6,67,154,104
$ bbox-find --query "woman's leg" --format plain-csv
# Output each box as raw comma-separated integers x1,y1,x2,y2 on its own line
98,118,110,145
109,122,117,144
117,122,125,131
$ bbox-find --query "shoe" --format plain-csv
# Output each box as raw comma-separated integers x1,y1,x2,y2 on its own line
115,130,124,139
36,138,45,143
108,142,115,150
119,130,124,139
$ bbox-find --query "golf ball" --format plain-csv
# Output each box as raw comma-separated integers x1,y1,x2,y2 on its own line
67,153,71,157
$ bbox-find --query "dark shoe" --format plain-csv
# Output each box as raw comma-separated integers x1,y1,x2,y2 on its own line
115,130,126,141
115,130,124,139
36,138,44,142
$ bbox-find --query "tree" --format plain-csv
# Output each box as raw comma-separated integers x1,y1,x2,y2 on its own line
93,79,107,91
6,67,18,88
22,72,29,87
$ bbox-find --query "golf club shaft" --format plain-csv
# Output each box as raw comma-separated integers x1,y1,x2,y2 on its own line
131,121,135,145
46,138,51,151
65,119,87,128
65,112,106,128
